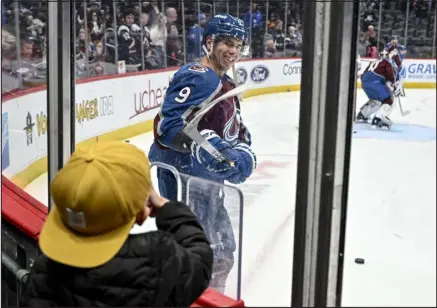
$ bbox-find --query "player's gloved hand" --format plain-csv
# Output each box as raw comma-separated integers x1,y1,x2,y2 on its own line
232,142,257,178
217,142,257,185
190,129,239,174
394,80,405,97
191,130,257,182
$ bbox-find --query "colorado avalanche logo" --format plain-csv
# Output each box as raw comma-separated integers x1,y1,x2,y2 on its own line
236,68,247,85
250,65,269,83
223,106,240,144
189,64,208,73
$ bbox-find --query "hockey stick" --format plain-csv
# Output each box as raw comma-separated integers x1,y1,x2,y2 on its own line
232,64,237,81
182,84,249,166
396,95,410,116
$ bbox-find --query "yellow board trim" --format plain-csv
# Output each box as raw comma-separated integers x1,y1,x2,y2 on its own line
9,82,436,189
11,120,155,189
356,81,436,89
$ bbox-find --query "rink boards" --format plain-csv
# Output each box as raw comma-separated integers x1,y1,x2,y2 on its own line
2,57,435,189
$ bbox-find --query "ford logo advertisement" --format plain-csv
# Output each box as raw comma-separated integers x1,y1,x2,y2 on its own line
236,67,248,85
250,65,269,83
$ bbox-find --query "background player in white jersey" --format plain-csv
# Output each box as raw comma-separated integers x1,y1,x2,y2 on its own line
148,14,256,293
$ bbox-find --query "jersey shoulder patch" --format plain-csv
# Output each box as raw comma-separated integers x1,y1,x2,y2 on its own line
188,63,209,73
173,63,220,89
165,64,222,105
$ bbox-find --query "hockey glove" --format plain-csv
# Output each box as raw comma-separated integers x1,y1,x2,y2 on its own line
232,142,257,178
191,130,257,183
224,143,257,184
190,129,238,174
393,80,405,97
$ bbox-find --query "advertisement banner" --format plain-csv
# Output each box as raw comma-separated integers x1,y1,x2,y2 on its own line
399,61,436,82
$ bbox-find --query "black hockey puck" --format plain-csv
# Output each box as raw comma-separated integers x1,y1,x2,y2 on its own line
125,140,130,143
355,258,365,264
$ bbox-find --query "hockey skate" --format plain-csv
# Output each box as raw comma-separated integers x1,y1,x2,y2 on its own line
356,111,368,123
371,103,393,130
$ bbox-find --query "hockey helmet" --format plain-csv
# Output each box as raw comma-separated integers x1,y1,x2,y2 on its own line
202,13,249,49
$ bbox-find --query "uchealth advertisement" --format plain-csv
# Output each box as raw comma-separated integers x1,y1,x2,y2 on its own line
130,77,171,120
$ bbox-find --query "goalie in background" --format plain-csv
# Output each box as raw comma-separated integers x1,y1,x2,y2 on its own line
148,14,257,293
357,49,403,129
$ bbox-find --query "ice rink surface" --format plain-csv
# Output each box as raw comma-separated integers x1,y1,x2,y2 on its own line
24,89,436,306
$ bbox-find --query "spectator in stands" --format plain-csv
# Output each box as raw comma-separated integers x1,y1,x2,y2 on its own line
244,1,264,58
90,40,105,76
76,27,96,62
272,19,286,51
265,38,276,58
267,12,279,33
140,11,151,40
166,7,178,25
20,38,35,61
88,9,104,42
1,29,15,58
117,6,142,64
144,0,161,27
364,25,378,57
284,3,298,27
21,141,213,307
361,5,377,31
150,13,167,68
1,29,16,71
21,11,45,39
186,13,207,62
165,7,182,67
413,0,429,25
285,25,302,50
139,12,152,54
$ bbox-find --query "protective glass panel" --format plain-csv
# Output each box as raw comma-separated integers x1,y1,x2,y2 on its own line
183,173,243,299
347,1,436,306
149,162,243,300
1,1,49,205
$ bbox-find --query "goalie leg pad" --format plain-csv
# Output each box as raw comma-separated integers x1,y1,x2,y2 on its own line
359,99,381,119
372,103,393,129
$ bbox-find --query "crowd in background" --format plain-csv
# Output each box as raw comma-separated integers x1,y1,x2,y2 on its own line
359,0,436,58
1,0,436,93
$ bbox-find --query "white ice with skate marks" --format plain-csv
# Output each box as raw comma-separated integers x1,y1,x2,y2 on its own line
23,90,436,306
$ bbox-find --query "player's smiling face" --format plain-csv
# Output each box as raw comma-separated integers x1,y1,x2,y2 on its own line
212,37,243,71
